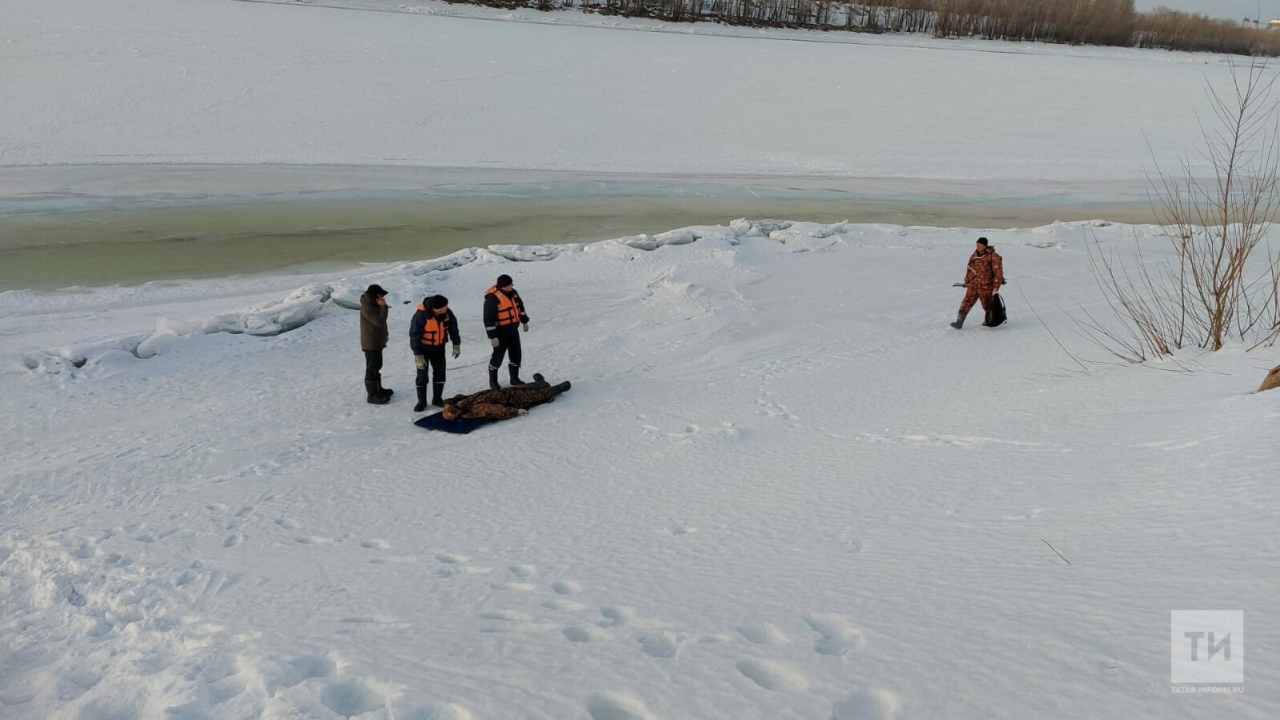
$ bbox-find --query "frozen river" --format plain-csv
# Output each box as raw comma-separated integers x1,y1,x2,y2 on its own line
0,165,1156,290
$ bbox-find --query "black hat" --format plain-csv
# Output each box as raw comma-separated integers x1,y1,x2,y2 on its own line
976,237,989,246
496,274,513,288
367,283,388,297
430,295,449,309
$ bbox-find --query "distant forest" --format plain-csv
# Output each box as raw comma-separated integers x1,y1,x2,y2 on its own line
441,0,1280,56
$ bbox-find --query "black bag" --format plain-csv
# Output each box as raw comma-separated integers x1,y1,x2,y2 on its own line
984,293,1007,327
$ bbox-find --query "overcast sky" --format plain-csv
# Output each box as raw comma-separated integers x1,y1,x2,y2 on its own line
1136,0,1280,21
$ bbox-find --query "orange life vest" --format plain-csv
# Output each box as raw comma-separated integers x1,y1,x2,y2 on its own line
485,286,521,327
417,305,451,346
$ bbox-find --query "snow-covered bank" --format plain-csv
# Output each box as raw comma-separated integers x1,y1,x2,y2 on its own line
0,0,1233,183
2,219,1277,719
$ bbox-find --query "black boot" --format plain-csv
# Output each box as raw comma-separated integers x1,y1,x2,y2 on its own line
366,381,389,405
548,381,571,397
413,368,429,412
950,310,968,329
371,370,392,398
489,366,501,391
533,373,545,383
432,381,446,408
509,365,525,386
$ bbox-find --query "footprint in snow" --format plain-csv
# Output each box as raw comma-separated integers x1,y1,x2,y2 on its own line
71,541,99,559
360,539,390,550
830,689,902,719
279,654,337,688
274,518,299,530
736,658,809,692
737,621,790,647
563,625,611,643
838,529,866,554
586,692,660,720
434,555,492,577
599,606,635,628
639,631,681,659
437,566,492,577
319,678,385,718
805,613,866,656
552,580,582,595
198,654,248,706
479,610,530,622
491,581,537,592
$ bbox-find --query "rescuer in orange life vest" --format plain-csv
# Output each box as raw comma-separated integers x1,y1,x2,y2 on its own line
409,295,462,412
483,274,530,391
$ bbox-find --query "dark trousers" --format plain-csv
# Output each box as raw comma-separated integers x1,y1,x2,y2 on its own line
489,326,523,371
416,348,447,399
364,350,383,387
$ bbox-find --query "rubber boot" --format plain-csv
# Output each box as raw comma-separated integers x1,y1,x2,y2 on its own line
432,381,446,408
378,384,394,399
413,384,428,413
366,381,389,405
950,310,968,329
548,381,571,397
489,366,501,391
532,373,545,383
509,364,525,386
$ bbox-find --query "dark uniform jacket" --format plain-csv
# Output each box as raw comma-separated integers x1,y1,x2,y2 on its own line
409,304,461,355
360,291,389,351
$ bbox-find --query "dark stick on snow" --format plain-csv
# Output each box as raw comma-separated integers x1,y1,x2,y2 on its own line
1042,539,1071,565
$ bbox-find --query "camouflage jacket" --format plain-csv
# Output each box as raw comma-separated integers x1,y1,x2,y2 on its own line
443,385,555,421
963,248,1004,290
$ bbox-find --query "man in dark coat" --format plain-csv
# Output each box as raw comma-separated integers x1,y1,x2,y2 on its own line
442,374,570,422
360,284,391,404
951,237,1005,329
483,274,530,390
409,295,462,412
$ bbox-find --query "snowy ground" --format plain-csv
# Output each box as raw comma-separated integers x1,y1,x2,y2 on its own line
3,220,1278,719
0,0,1237,185
4,1,1279,717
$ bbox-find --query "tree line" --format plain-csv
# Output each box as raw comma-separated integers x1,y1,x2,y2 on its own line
448,0,1280,56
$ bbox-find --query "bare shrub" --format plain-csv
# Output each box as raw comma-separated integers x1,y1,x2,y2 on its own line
1079,60,1280,362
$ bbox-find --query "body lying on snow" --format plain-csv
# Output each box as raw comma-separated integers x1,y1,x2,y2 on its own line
443,374,571,422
